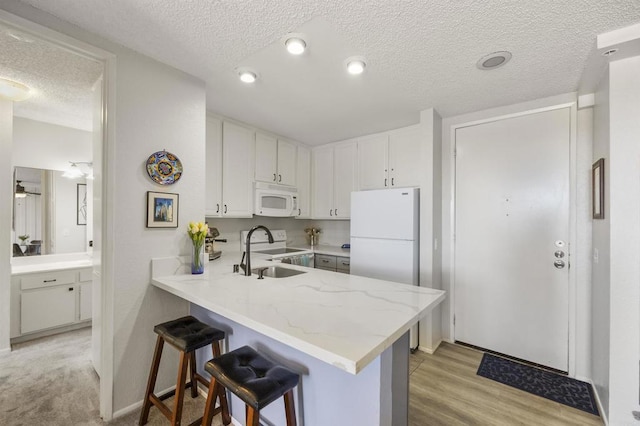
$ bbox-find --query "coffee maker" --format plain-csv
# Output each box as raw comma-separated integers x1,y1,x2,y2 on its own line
205,226,222,261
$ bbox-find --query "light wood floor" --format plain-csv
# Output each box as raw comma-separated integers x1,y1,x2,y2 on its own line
409,342,603,426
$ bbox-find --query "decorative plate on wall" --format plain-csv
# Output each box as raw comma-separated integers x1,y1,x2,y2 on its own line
146,150,183,185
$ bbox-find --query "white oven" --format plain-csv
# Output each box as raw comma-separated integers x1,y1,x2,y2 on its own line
254,182,298,217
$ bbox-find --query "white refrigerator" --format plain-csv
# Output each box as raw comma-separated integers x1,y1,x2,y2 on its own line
350,187,420,349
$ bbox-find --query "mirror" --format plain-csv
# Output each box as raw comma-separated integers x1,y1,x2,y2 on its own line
13,166,89,256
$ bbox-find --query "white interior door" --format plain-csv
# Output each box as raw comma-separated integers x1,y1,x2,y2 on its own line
454,107,570,371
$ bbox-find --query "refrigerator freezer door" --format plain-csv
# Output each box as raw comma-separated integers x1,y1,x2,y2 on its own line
350,188,419,240
350,238,419,286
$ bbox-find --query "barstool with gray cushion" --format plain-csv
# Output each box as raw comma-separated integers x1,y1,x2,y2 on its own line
202,345,300,426
139,315,230,426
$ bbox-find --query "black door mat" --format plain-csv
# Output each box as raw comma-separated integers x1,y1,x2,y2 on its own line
477,353,600,416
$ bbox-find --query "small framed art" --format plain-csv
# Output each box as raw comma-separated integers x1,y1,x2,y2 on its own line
592,158,604,219
147,191,179,228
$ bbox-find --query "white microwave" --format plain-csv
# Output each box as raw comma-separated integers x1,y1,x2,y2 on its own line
254,182,298,217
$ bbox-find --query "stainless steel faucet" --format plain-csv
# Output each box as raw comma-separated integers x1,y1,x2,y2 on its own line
240,225,274,276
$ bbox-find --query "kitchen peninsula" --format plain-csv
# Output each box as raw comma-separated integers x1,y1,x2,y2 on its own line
151,253,445,426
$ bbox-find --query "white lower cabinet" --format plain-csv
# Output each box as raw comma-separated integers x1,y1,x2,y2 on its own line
21,286,76,334
12,267,93,339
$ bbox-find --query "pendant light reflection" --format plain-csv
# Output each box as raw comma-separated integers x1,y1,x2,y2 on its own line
62,162,93,179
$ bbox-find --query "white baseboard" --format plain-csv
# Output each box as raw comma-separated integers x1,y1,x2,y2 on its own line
112,384,176,419
113,383,242,425
0,347,10,355
417,339,442,355
576,377,608,425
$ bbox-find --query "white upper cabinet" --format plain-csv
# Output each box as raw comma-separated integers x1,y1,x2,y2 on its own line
296,144,311,218
312,142,357,219
255,132,278,183
358,134,389,190
255,132,297,186
221,121,254,217
277,139,297,186
205,116,223,217
357,126,421,190
388,126,421,188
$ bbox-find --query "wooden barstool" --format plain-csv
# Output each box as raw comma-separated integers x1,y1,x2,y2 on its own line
202,345,300,426
139,315,230,426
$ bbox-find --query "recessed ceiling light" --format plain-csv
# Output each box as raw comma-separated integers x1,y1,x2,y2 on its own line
285,38,306,55
0,77,31,101
476,51,512,70
346,58,366,75
602,48,618,57
238,70,257,84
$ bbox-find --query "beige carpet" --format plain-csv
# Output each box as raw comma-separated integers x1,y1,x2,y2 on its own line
0,328,223,426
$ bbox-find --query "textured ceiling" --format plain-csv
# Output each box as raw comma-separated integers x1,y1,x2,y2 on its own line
0,22,102,131
11,0,640,144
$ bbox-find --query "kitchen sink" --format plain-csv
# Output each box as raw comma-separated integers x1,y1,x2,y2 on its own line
251,266,306,278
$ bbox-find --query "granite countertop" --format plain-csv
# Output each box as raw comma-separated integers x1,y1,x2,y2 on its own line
151,251,445,375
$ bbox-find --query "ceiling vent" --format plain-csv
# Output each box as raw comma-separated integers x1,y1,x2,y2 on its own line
476,51,512,70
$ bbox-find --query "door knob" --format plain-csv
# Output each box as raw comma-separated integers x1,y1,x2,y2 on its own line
554,260,565,269
554,250,565,258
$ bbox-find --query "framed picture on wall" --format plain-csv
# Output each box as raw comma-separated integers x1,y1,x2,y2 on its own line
147,191,179,228
592,158,605,219
77,183,87,225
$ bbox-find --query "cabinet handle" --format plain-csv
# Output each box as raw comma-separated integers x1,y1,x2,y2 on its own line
335,209,338,216
224,204,228,214
298,208,301,216
322,259,329,263
273,173,276,181
330,209,333,216
68,287,74,291
384,178,387,187
278,174,282,182
44,279,57,283
216,203,220,213
392,177,394,186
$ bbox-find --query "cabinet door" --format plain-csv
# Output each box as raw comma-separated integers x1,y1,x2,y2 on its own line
358,134,388,190
80,281,92,321
277,139,297,186
333,143,358,218
21,286,76,334
255,132,278,183
389,126,421,188
296,145,311,218
222,122,254,217
205,117,223,216
312,146,334,219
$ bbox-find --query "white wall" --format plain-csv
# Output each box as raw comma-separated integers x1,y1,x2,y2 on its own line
0,1,206,417
440,93,593,378
52,171,86,253
575,106,594,382
607,55,640,424
417,108,443,353
0,99,13,352
12,117,92,171
591,70,611,416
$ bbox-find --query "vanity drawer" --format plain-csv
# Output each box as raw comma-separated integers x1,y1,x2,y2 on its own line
315,254,336,269
20,270,77,290
336,256,350,273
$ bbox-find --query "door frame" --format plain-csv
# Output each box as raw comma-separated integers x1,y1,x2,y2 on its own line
449,102,578,376
0,8,117,420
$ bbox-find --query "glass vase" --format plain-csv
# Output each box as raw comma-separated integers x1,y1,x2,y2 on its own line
191,242,205,274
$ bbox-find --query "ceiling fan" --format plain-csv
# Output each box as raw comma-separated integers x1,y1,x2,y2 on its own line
15,181,41,198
